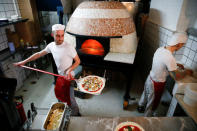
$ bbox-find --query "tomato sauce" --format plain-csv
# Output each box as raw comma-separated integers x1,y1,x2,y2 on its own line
118,125,141,131
82,78,103,92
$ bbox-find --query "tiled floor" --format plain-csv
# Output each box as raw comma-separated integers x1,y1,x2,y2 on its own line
15,64,169,117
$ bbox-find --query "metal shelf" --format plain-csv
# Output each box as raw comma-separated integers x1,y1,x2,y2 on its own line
0,18,28,27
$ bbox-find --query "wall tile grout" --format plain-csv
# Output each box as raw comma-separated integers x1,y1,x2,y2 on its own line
143,21,197,71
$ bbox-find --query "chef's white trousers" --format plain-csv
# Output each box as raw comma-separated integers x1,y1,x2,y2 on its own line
138,75,155,116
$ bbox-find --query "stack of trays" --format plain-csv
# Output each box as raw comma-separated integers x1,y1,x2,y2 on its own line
183,84,197,107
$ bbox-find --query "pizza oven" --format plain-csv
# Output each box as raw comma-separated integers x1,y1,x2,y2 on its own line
62,1,138,105
64,1,138,66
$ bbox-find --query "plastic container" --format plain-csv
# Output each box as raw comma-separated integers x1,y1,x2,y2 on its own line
183,84,197,107
20,39,24,47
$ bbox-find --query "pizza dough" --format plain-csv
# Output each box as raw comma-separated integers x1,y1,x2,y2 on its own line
115,122,144,131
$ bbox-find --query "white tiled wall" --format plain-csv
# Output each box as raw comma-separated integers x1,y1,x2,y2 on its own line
141,21,197,73
0,25,15,51
183,36,197,70
0,0,20,19
0,0,20,51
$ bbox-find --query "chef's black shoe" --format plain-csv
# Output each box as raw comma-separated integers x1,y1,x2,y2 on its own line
137,106,145,113
76,112,81,116
72,112,81,116
161,101,170,106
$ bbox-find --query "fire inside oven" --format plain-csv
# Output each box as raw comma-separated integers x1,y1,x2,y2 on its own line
80,39,104,56
76,36,110,57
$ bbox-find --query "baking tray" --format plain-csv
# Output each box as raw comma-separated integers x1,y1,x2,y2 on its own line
42,102,67,131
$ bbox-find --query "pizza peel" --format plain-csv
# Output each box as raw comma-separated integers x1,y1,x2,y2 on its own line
18,65,72,105
19,65,106,95
19,65,64,78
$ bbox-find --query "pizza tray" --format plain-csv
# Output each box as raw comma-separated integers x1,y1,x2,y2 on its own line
76,75,106,95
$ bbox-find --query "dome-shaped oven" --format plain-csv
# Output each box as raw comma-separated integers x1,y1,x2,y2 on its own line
66,1,136,37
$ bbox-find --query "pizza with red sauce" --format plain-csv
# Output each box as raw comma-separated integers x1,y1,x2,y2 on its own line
81,76,103,92
115,122,144,131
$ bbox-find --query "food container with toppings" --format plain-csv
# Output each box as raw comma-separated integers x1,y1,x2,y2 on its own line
42,102,67,131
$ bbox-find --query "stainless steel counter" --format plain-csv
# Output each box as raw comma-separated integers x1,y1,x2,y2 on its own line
67,116,197,131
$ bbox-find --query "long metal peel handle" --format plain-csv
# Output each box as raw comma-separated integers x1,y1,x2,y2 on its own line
19,65,65,78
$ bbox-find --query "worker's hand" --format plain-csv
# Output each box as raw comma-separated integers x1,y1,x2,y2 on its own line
64,69,74,80
177,63,184,70
185,69,193,76
13,61,26,66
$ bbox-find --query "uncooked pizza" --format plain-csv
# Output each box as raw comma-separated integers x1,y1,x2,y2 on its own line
81,76,103,92
115,122,144,131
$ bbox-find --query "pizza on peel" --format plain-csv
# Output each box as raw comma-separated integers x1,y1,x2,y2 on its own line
81,76,103,92
78,75,105,95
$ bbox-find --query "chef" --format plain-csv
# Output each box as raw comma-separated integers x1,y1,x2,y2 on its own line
137,32,192,116
14,24,81,116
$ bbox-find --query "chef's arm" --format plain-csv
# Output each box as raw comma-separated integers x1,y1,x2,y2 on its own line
169,70,186,80
13,50,48,66
67,54,81,73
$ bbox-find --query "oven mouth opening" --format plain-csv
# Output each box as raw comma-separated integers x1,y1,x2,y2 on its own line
79,39,105,56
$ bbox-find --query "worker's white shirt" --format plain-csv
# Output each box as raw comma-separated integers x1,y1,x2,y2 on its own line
44,41,77,75
150,47,177,82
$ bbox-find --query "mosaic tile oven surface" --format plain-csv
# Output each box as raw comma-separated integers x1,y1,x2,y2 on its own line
66,1,136,37
78,1,125,9
67,17,135,36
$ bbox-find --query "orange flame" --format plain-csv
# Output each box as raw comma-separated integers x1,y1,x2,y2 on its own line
80,39,104,56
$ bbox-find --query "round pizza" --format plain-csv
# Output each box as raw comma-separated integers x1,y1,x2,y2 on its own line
115,122,144,131
81,76,104,92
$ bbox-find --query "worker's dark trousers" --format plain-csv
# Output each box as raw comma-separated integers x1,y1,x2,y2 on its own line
58,66,82,116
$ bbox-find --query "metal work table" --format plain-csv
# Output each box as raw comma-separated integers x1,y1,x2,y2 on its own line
0,18,28,27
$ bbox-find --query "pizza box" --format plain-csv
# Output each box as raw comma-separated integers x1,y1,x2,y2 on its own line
77,75,106,95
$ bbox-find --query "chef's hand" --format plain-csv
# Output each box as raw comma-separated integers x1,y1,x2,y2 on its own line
177,63,184,70
65,69,74,80
13,61,26,66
